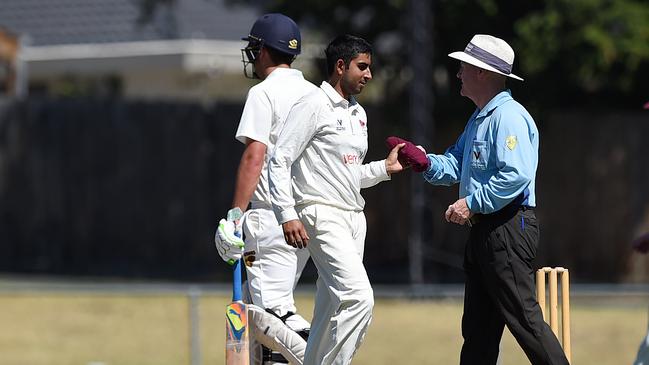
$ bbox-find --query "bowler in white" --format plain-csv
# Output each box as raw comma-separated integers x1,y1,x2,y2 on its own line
268,34,405,365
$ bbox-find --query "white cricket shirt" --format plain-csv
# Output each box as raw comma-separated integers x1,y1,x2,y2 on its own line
268,81,390,224
235,68,317,208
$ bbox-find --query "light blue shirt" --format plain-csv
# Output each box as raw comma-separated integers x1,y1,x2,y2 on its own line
423,90,538,214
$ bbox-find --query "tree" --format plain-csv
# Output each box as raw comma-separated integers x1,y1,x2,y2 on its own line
227,0,649,108
514,0,649,107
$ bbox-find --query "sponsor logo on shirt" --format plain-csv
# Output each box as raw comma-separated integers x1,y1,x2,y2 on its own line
342,154,361,165
471,140,488,170
336,119,346,131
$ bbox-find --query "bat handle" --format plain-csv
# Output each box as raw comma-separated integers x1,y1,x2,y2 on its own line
227,207,244,302
232,259,243,302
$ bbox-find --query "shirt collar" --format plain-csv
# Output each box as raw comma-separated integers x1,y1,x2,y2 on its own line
320,81,357,107
266,68,303,81
475,89,513,119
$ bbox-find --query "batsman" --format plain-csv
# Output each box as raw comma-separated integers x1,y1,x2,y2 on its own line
214,13,317,365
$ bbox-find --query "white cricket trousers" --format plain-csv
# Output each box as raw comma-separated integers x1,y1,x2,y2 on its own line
243,207,310,317
297,203,374,365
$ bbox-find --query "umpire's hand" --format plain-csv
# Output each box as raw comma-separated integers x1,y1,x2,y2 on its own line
282,220,310,249
445,198,473,225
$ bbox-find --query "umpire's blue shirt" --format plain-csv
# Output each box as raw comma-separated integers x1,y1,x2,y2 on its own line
423,90,538,214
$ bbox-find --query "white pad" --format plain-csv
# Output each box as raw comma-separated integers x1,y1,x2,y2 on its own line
284,313,310,332
248,305,306,365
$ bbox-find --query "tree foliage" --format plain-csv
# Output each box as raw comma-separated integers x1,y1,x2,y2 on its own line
224,0,649,108
515,0,649,102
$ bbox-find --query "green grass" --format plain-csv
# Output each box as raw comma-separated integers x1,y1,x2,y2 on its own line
0,293,646,364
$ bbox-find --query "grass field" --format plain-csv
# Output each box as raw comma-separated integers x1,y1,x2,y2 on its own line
0,292,646,365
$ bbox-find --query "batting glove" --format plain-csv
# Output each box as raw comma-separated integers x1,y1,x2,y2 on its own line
215,219,244,265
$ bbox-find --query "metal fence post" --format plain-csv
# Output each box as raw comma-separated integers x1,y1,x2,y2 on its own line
188,286,202,365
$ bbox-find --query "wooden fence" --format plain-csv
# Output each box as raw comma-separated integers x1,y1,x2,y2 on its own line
0,98,647,282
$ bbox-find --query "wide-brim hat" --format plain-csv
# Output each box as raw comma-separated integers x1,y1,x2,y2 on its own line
448,34,523,81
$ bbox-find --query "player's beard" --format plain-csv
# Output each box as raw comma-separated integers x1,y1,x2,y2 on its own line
341,75,366,96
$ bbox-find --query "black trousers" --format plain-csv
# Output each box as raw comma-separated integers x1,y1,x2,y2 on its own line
460,207,569,365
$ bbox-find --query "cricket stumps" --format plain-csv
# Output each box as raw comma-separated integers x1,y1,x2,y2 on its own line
536,267,571,363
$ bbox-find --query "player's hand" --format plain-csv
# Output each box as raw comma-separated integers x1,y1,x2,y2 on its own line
385,143,406,175
385,136,431,172
445,198,473,225
632,232,649,254
282,220,309,249
214,218,244,265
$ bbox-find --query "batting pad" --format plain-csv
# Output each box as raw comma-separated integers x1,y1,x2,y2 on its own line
248,305,306,365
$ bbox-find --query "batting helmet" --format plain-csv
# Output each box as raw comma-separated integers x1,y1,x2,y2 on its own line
243,13,301,56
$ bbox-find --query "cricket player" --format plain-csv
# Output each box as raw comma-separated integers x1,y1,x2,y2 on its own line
214,13,317,364
632,102,649,365
632,232,649,365
268,34,405,365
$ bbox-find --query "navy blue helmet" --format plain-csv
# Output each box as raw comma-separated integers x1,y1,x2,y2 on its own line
241,13,301,78
244,13,301,55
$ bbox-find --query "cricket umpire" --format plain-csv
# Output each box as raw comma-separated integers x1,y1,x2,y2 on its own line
419,34,570,364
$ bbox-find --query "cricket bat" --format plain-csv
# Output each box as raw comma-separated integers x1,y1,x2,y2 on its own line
225,207,250,365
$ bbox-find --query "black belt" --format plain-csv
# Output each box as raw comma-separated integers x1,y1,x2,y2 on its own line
468,205,533,227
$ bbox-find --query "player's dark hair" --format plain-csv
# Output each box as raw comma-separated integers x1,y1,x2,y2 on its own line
325,34,372,76
265,46,296,66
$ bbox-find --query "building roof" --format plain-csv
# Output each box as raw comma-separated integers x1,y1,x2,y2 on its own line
0,1,322,101
0,0,260,46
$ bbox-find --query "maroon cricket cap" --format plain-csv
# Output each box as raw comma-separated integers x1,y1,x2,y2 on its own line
385,136,430,173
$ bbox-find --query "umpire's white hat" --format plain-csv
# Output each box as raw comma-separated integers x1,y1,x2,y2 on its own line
448,34,523,81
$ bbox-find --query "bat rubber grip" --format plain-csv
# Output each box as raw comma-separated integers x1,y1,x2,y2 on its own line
232,259,243,302
227,207,244,302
